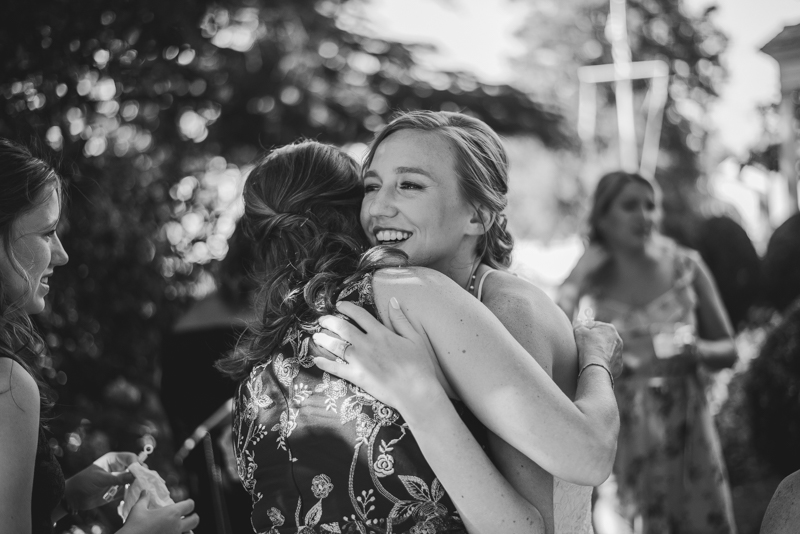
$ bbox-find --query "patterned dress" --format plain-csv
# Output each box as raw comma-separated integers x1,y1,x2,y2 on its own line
232,274,469,534
580,244,736,534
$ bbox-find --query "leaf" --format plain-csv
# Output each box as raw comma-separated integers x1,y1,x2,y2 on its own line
305,500,323,527
431,478,444,502
339,396,362,424
389,500,418,522
398,475,431,501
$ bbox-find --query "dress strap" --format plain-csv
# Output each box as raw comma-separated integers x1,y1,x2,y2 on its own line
476,268,496,302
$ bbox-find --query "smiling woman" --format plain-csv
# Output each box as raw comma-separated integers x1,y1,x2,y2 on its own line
0,138,199,534
0,185,68,315
362,129,479,274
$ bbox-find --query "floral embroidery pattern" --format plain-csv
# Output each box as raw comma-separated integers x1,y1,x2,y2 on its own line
311,474,334,499
233,273,465,534
315,372,347,412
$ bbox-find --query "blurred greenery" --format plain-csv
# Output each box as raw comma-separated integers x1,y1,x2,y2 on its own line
0,0,570,530
513,0,729,244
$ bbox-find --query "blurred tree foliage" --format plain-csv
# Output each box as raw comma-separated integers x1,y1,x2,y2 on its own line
513,0,728,244
0,0,567,530
746,299,800,477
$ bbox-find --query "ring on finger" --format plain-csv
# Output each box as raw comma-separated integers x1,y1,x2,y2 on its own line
338,340,352,361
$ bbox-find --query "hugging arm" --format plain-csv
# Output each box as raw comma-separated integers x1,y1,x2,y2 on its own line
319,268,619,486
314,300,547,534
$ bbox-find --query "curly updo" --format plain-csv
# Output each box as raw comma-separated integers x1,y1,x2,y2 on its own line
217,141,405,381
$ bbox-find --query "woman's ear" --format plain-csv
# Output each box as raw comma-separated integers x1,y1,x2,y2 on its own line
466,205,493,236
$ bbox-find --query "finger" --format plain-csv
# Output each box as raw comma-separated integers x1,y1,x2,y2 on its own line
113,452,140,467
317,314,364,345
131,490,150,511
113,471,136,485
182,512,200,531
313,356,352,381
312,333,351,360
335,301,383,332
386,297,418,339
309,340,338,361
173,498,196,516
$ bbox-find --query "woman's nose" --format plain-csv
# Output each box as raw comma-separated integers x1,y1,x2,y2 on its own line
51,234,69,266
368,187,397,218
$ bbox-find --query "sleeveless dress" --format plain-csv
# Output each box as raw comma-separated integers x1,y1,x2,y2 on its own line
579,245,736,534
232,273,477,534
0,356,65,534
476,269,593,534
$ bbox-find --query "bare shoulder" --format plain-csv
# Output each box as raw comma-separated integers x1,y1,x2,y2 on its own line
0,358,40,424
481,270,578,384
481,270,573,335
761,469,800,534
373,266,463,298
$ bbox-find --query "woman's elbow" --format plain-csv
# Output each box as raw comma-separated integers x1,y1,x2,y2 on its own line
576,415,619,486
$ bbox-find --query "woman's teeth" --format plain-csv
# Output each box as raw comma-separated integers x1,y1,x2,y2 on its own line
376,230,411,243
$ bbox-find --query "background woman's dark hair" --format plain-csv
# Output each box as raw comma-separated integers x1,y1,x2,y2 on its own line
587,170,661,245
0,138,61,416
216,141,406,382
363,110,514,269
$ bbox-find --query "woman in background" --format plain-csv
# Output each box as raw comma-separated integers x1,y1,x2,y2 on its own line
0,138,198,534
557,170,737,534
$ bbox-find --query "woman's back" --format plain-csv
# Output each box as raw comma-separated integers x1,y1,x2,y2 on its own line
233,273,468,534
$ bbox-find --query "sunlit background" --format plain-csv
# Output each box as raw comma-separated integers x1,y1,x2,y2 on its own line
3,1,800,532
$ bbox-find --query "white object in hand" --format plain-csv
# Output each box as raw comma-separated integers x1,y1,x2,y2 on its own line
117,462,176,521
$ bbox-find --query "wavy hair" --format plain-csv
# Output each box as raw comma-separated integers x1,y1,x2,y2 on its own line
0,138,61,416
216,141,406,382
587,171,661,245
363,110,514,269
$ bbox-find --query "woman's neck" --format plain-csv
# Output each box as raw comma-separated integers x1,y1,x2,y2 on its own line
430,254,481,293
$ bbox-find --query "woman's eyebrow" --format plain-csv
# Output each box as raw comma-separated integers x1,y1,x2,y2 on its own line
395,166,432,178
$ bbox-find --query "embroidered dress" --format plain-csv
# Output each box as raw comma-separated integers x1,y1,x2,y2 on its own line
580,244,736,534
233,273,467,534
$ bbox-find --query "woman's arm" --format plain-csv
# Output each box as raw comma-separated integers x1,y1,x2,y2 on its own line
320,267,619,485
314,300,548,534
690,254,737,370
379,268,617,485
0,359,40,534
556,243,611,320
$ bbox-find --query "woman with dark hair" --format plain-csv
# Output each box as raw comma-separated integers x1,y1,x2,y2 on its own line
218,139,621,533
556,171,737,533
0,138,199,533
316,110,619,532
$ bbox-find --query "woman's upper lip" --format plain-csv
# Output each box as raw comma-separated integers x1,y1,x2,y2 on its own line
372,226,412,234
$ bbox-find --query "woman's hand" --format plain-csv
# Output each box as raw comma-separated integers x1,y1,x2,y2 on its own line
574,319,623,378
312,299,442,415
64,452,138,511
119,491,199,534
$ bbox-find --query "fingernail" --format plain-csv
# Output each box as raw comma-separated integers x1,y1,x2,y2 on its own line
390,297,399,309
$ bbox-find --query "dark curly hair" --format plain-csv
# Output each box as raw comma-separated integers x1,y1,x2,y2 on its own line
216,141,406,382
0,138,61,418
363,110,514,269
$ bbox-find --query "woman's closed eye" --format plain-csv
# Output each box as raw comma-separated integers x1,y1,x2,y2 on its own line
399,181,423,191
364,183,380,193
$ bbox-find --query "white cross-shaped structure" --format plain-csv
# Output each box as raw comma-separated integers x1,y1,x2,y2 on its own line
577,0,670,178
